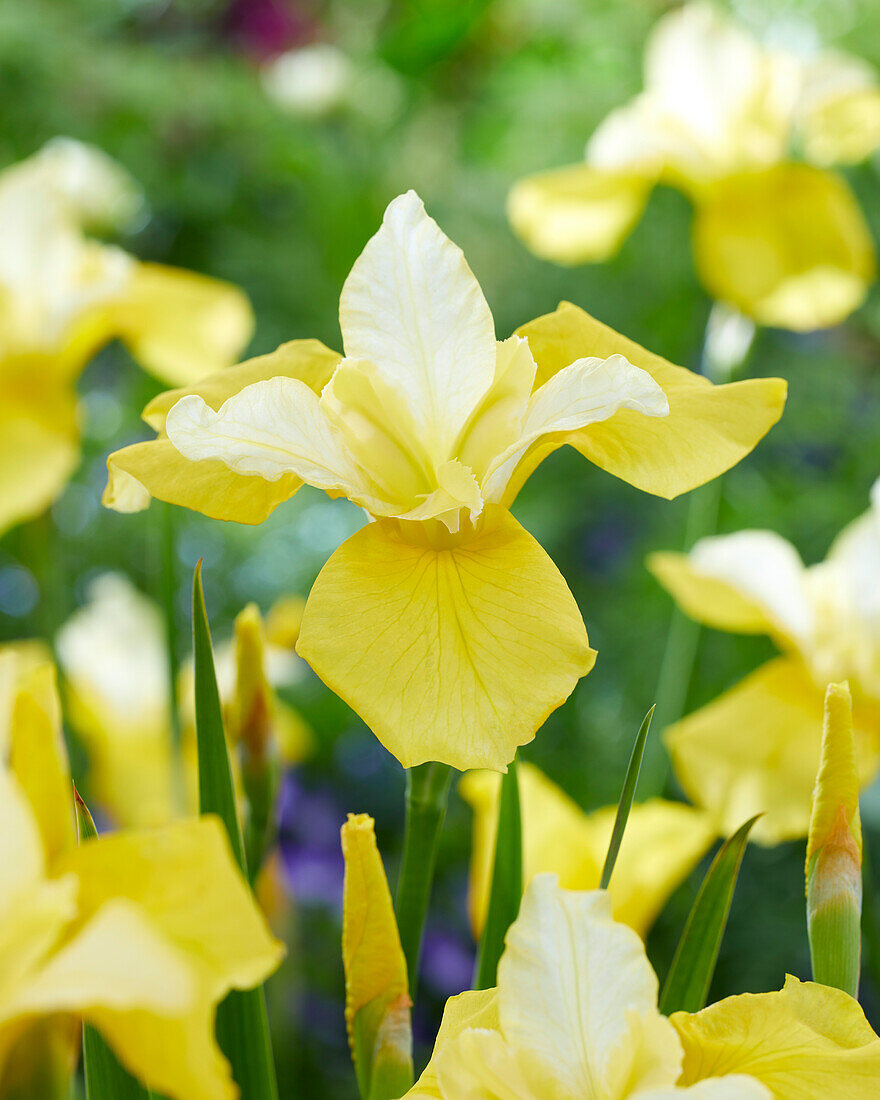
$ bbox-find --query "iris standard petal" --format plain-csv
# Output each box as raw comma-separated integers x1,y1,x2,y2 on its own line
339,190,496,459
671,975,880,1097
497,877,682,1099
693,163,876,331
507,163,654,265
516,302,786,500
296,507,595,771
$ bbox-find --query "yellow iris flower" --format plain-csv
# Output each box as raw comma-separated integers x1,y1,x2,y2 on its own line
103,191,785,771
509,2,879,331
460,762,714,939
0,137,253,536
649,478,880,845
406,874,880,1098
54,572,310,828
0,652,283,1100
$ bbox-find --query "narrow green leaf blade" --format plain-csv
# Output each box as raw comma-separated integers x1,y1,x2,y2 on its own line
659,815,760,1016
600,706,654,890
75,788,152,1100
192,563,279,1100
473,757,522,990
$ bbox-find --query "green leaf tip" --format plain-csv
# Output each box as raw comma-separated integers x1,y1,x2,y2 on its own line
600,705,655,891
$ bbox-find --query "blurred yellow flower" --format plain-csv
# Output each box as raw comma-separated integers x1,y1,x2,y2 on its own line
341,813,412,1100
0,138,253,536
104,191,786,771
509,2,879,331
54,572,310,828
649,477,880,844
460,762,713,939
0,654,283,1100
407,874,879,1099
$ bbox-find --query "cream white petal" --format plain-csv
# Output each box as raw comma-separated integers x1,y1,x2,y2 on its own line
497,877,681,1099
165,378,383,508
482,353,668,502
435,1028,560,1100
689,531,813,647
338,190,496,460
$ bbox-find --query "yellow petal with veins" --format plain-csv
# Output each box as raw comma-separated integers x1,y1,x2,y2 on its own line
693,163,876,331
671,975,880,1096
296,507,595,770
516,302,786,501
666,657,880,845
405,988,498,1098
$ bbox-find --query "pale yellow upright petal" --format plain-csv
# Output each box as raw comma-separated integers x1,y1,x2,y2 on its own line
296,507,595,770
693,163,876,331
516,302,786,500
496,878,682,1098
671,975,880,1097
507,163,654,265
666,657,880,845
404,988,498,1099
339,190,496,460
109,262,254,386
341,813,411,1098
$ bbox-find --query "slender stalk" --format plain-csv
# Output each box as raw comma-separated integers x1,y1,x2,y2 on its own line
395,762,453,994
642,304,756,793
159,503,181,749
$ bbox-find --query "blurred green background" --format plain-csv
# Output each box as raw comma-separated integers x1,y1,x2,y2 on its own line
2,0,880,1093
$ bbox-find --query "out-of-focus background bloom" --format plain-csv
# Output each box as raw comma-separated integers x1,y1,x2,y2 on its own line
0,0,879,1092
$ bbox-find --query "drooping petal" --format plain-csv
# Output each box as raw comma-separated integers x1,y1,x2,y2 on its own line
648,531,813,651
0,375,79,536
404,989,499,1099
103,339,341,522
497,877,682,1098
8,663,77,862
339,190,496,459
516,302,786,500
482,352,668,504
693,163,876,331
53,816,284,1001
580,799,715,937
11,898,235,1100
341,814,411,1099
165,377,389,513
296,507,595,770
671,975,880,1097
507,163,654,264
461,765,713,940
665,656,880,845
108,262,254,386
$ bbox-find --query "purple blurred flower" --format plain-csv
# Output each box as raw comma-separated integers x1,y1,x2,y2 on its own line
225,0,313,59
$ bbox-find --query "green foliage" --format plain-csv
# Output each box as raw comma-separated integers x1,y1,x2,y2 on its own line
192,564,279,1100
600,707,653,889
660,817,760,1016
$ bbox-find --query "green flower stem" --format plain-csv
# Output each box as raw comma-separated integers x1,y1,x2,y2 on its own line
642,304,756,794
159,502,181,749
395,762,453,994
